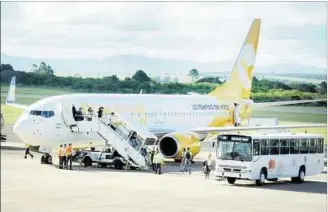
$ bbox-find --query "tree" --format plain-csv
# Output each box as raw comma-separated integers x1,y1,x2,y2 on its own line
32,61,54,76
0,64,14,72
132,70,150,82
189,69,199,82
318,81,327,94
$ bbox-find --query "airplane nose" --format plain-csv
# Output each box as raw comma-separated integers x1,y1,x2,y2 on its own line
13,116,28,142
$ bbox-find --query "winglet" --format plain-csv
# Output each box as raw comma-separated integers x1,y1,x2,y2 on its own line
6,76,16,104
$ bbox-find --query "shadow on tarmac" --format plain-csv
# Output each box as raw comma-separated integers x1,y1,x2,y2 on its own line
225,179,327,195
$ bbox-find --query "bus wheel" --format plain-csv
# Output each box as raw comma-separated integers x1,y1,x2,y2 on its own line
297,166,305,183
227,177,236,184
256,169,267,186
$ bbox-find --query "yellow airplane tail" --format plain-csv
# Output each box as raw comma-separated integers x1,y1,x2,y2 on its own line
208,19,261,100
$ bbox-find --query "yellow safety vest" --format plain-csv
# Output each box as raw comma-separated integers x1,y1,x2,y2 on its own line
58,148,62,157
61,147,66,157
153,153,164,165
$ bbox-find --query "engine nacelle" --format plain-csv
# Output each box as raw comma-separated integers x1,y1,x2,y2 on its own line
158,132,201,159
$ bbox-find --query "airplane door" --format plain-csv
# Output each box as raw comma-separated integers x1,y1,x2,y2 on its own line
61,102,76,126
153,109,164,125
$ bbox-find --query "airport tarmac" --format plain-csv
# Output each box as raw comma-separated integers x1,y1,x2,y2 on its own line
1,149,327,212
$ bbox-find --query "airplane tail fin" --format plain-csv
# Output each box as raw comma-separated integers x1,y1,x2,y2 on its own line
6,76,16,104
208,19,261,100
5,76,28,110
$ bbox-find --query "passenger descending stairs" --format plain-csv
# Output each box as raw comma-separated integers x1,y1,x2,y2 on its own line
95,115,156,170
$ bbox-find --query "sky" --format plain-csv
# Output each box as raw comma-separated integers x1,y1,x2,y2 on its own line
1,2,327,69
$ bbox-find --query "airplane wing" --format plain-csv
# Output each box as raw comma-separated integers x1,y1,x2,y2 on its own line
253,99,326,108
5,76,29,110
190,124,327,134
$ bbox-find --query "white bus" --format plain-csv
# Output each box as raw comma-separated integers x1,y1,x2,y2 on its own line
215,132,325,186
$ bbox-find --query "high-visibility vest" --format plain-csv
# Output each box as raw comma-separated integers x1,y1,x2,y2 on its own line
66,146,72,156
58,148,62,157
61,147,66,157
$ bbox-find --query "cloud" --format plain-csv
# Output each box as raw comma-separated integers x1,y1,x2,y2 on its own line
1,2,326,69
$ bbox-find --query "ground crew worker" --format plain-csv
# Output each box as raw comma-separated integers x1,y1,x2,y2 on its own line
65,143,73,170
61,144,67,169
150,147,156,171
24,144,34,159
58,144,63,169
152,149,164,175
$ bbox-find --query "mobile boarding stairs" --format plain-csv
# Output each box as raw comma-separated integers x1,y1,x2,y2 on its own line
61,108,157,171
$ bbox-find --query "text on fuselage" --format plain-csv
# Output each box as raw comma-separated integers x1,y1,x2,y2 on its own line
191,104,229,110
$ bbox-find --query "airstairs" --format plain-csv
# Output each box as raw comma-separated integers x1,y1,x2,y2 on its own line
61,104,157,170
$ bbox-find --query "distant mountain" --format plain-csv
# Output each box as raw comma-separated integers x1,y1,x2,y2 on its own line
1,53,326,79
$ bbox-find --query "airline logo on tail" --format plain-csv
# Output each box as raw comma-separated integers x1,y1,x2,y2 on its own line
208,19,261,100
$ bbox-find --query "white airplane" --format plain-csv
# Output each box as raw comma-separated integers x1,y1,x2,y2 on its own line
6,19,326,163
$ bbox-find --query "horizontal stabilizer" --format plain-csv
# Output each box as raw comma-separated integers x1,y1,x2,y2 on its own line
254,99,326,108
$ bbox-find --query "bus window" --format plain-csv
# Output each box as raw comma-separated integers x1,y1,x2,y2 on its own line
260,139,269,155
309,139,316,153
299,139,309,154
317,138,324,153
253,139,260,156
280,139,289,154
270,139,279,155
290,139,299,154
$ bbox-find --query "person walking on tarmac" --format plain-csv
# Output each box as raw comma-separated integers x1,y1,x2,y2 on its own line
153,149,164,175
65,143,73,170
203,153,212,179
58,144,63,169
24,144,34,159
61,144,67,169
183,147,192,174
180,148,186,172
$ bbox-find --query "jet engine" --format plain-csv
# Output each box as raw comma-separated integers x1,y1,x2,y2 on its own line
158,132,202,160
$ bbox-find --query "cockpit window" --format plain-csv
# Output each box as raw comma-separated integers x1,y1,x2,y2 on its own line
30,110,42,116
30,110,55,118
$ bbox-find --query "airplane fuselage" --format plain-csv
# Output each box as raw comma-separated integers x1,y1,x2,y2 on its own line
14,93,253,152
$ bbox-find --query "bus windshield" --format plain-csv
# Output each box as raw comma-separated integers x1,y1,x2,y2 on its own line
217,135,252,162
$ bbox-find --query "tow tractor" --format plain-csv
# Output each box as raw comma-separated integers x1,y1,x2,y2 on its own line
73,146,138,170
